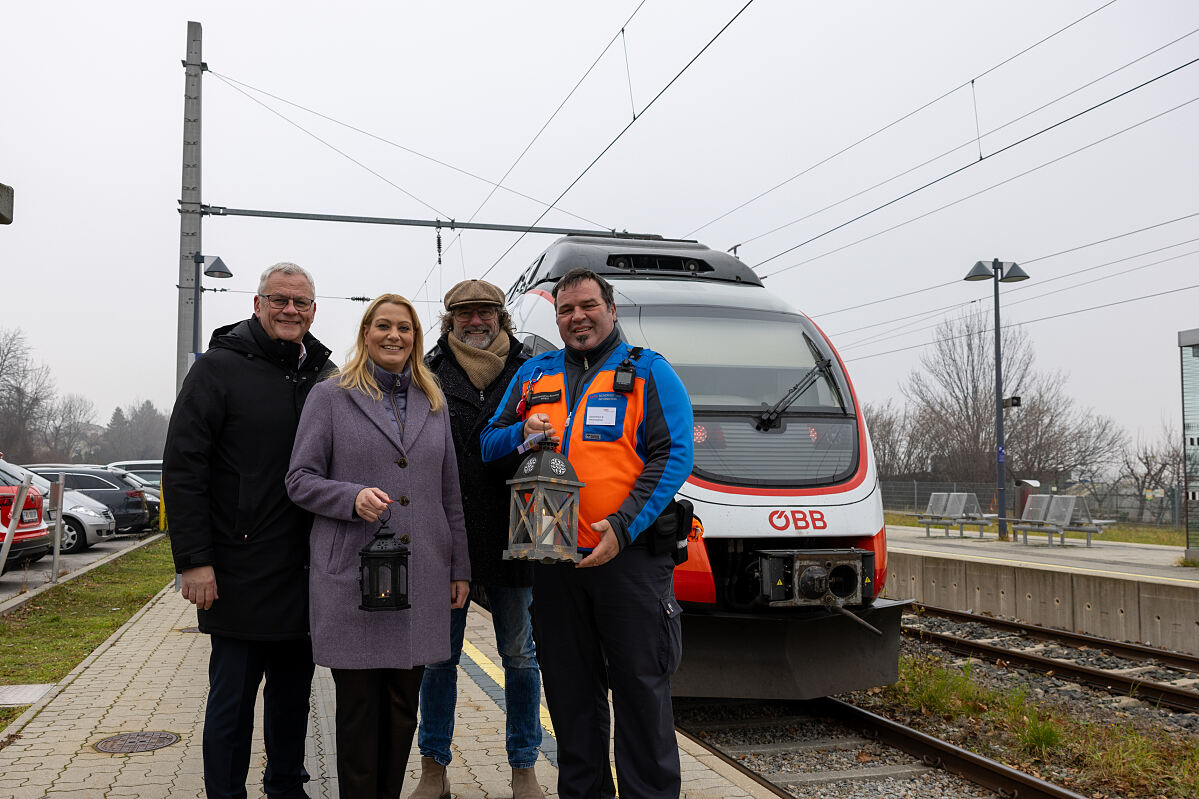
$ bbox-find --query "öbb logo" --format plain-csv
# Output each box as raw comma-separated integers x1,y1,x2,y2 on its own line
768,509,827,530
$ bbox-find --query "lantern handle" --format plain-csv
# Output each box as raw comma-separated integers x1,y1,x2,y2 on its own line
375,505,393,532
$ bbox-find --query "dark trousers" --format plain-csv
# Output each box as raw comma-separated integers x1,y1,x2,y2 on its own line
204,635,314,799
330,666,425,799
534,544,683,799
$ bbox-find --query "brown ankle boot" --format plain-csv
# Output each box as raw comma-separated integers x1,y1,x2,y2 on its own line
511,765,541,799
406,756,450,799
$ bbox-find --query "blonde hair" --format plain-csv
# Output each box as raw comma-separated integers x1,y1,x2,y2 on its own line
335,294,443,411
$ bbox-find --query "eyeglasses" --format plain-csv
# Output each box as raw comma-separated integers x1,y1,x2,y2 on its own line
259,294,315,312
452,307,498,322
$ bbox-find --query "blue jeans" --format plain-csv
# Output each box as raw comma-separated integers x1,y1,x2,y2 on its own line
417,585,541,768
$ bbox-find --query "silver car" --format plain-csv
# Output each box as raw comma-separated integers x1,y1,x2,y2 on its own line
0,460,116,554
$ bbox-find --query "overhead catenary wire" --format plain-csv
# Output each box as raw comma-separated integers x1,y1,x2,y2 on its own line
209,72,450,219
835,242,1199,349
208,70,609,230
412,0,650,307
757,87,1199,281
755,56,1199,277
683,0,1123,238
727,25,1199,254
843,280,1199,363
478,0,758,280
815,209,1199,319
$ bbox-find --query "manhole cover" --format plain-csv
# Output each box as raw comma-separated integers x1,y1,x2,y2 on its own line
95,731,179,753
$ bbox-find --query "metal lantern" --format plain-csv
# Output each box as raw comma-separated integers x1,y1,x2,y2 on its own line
505,441,584,564
358,510,410,611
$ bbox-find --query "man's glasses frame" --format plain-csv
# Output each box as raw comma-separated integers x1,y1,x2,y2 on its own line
259,294,315,312
452,306,498,322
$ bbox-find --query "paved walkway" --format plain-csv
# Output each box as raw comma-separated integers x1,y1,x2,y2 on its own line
0,586,772,799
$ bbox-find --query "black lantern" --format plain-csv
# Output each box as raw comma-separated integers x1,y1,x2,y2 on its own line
358,509,410,611
505,441,584,564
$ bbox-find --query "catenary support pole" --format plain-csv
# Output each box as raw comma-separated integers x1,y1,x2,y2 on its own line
176,21,203,394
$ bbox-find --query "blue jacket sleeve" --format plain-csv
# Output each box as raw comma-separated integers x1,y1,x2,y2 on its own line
480,364,529,462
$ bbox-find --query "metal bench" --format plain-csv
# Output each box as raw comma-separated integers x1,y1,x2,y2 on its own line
1060,496,1113,547
920,492,994,537
917,492,950,536
1011,494,1054,544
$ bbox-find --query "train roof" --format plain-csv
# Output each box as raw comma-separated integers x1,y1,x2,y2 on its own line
609,276,801,317
532,235,763,287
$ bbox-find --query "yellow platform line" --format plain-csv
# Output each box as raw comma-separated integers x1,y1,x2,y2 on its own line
462,638,556,736
462,634,621,792
890,544,1199,586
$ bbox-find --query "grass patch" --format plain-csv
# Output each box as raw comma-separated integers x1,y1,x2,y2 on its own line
0,537,174,687
0,706,24,729
885,511,1185,547
874,653,1199,798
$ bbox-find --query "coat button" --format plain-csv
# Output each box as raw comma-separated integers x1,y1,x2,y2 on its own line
399,496,410,506
400,534,411,544
395,457,408,468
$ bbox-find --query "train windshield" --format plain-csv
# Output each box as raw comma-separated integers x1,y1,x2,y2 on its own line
625,306,859,487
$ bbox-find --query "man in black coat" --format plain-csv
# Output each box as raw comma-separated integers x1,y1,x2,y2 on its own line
409,279,540,799
164,262,334,799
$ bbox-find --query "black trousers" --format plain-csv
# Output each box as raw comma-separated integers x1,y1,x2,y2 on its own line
533,544,683,799
204,635,314,799
330,666,425,799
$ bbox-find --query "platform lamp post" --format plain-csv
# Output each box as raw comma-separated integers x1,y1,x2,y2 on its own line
964,258,1030,540
191,253,232,360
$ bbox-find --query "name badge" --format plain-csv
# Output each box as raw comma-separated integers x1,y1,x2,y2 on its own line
585,406,617,426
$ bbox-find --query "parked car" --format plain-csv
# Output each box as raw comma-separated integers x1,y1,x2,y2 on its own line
0,482,50,573
25,465,150,534
0,460,116,554
122,472,161,532
107,460,162,488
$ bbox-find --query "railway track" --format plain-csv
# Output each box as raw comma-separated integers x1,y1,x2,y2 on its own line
673,697,1089,799
904,604,1199,713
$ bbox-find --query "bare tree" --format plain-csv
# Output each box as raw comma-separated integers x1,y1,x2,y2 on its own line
1118,426,1184,523
38,393,97,461
900,309,1123,488
0,328,57,462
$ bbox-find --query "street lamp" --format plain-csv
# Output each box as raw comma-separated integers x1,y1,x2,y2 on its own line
191,253,232,359
964,258,1030,540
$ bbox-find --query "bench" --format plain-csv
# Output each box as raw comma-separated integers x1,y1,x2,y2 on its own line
1011,494,1054,544
1012,495,1113,546
919,492,995,537
1060,496,1113,547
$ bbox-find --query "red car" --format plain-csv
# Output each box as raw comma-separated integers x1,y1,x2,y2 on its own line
1,484,50,573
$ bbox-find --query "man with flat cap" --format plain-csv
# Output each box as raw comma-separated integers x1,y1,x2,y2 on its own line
409,279,541,799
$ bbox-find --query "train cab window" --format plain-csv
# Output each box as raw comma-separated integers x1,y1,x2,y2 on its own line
625,306,858,487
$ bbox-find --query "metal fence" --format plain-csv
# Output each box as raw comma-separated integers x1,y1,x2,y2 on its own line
879,480,1186,527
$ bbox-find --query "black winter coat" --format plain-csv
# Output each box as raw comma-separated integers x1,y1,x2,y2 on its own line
164,316,334,640
427,333,531,587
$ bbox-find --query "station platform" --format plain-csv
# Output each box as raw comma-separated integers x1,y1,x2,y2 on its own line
886,522,1199,588
884,523,1199,654
0,586,774,799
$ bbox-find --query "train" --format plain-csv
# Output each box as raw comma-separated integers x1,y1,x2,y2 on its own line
504,234,905,699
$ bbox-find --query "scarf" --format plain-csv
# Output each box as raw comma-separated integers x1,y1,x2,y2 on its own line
446,330,511,390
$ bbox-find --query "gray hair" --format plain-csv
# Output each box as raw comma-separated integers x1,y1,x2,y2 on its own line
257,262,316,295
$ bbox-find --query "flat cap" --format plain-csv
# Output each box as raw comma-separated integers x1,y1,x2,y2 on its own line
444,279,505,310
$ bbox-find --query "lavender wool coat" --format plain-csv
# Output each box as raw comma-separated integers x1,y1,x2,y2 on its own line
286,375,470,670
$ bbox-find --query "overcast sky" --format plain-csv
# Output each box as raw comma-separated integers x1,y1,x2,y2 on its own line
3,0,1197,444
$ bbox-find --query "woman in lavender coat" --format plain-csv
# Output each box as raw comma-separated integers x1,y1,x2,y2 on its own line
287,293,470,799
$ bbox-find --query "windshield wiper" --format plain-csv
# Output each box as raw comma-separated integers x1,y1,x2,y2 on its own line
756,362,826,430
755,335,848,430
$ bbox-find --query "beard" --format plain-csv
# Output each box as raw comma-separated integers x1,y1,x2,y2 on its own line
456,327,495,349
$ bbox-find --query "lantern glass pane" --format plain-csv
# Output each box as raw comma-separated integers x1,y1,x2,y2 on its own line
378,563,392,599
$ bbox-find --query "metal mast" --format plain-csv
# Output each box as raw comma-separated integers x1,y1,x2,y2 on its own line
176,21,204,393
